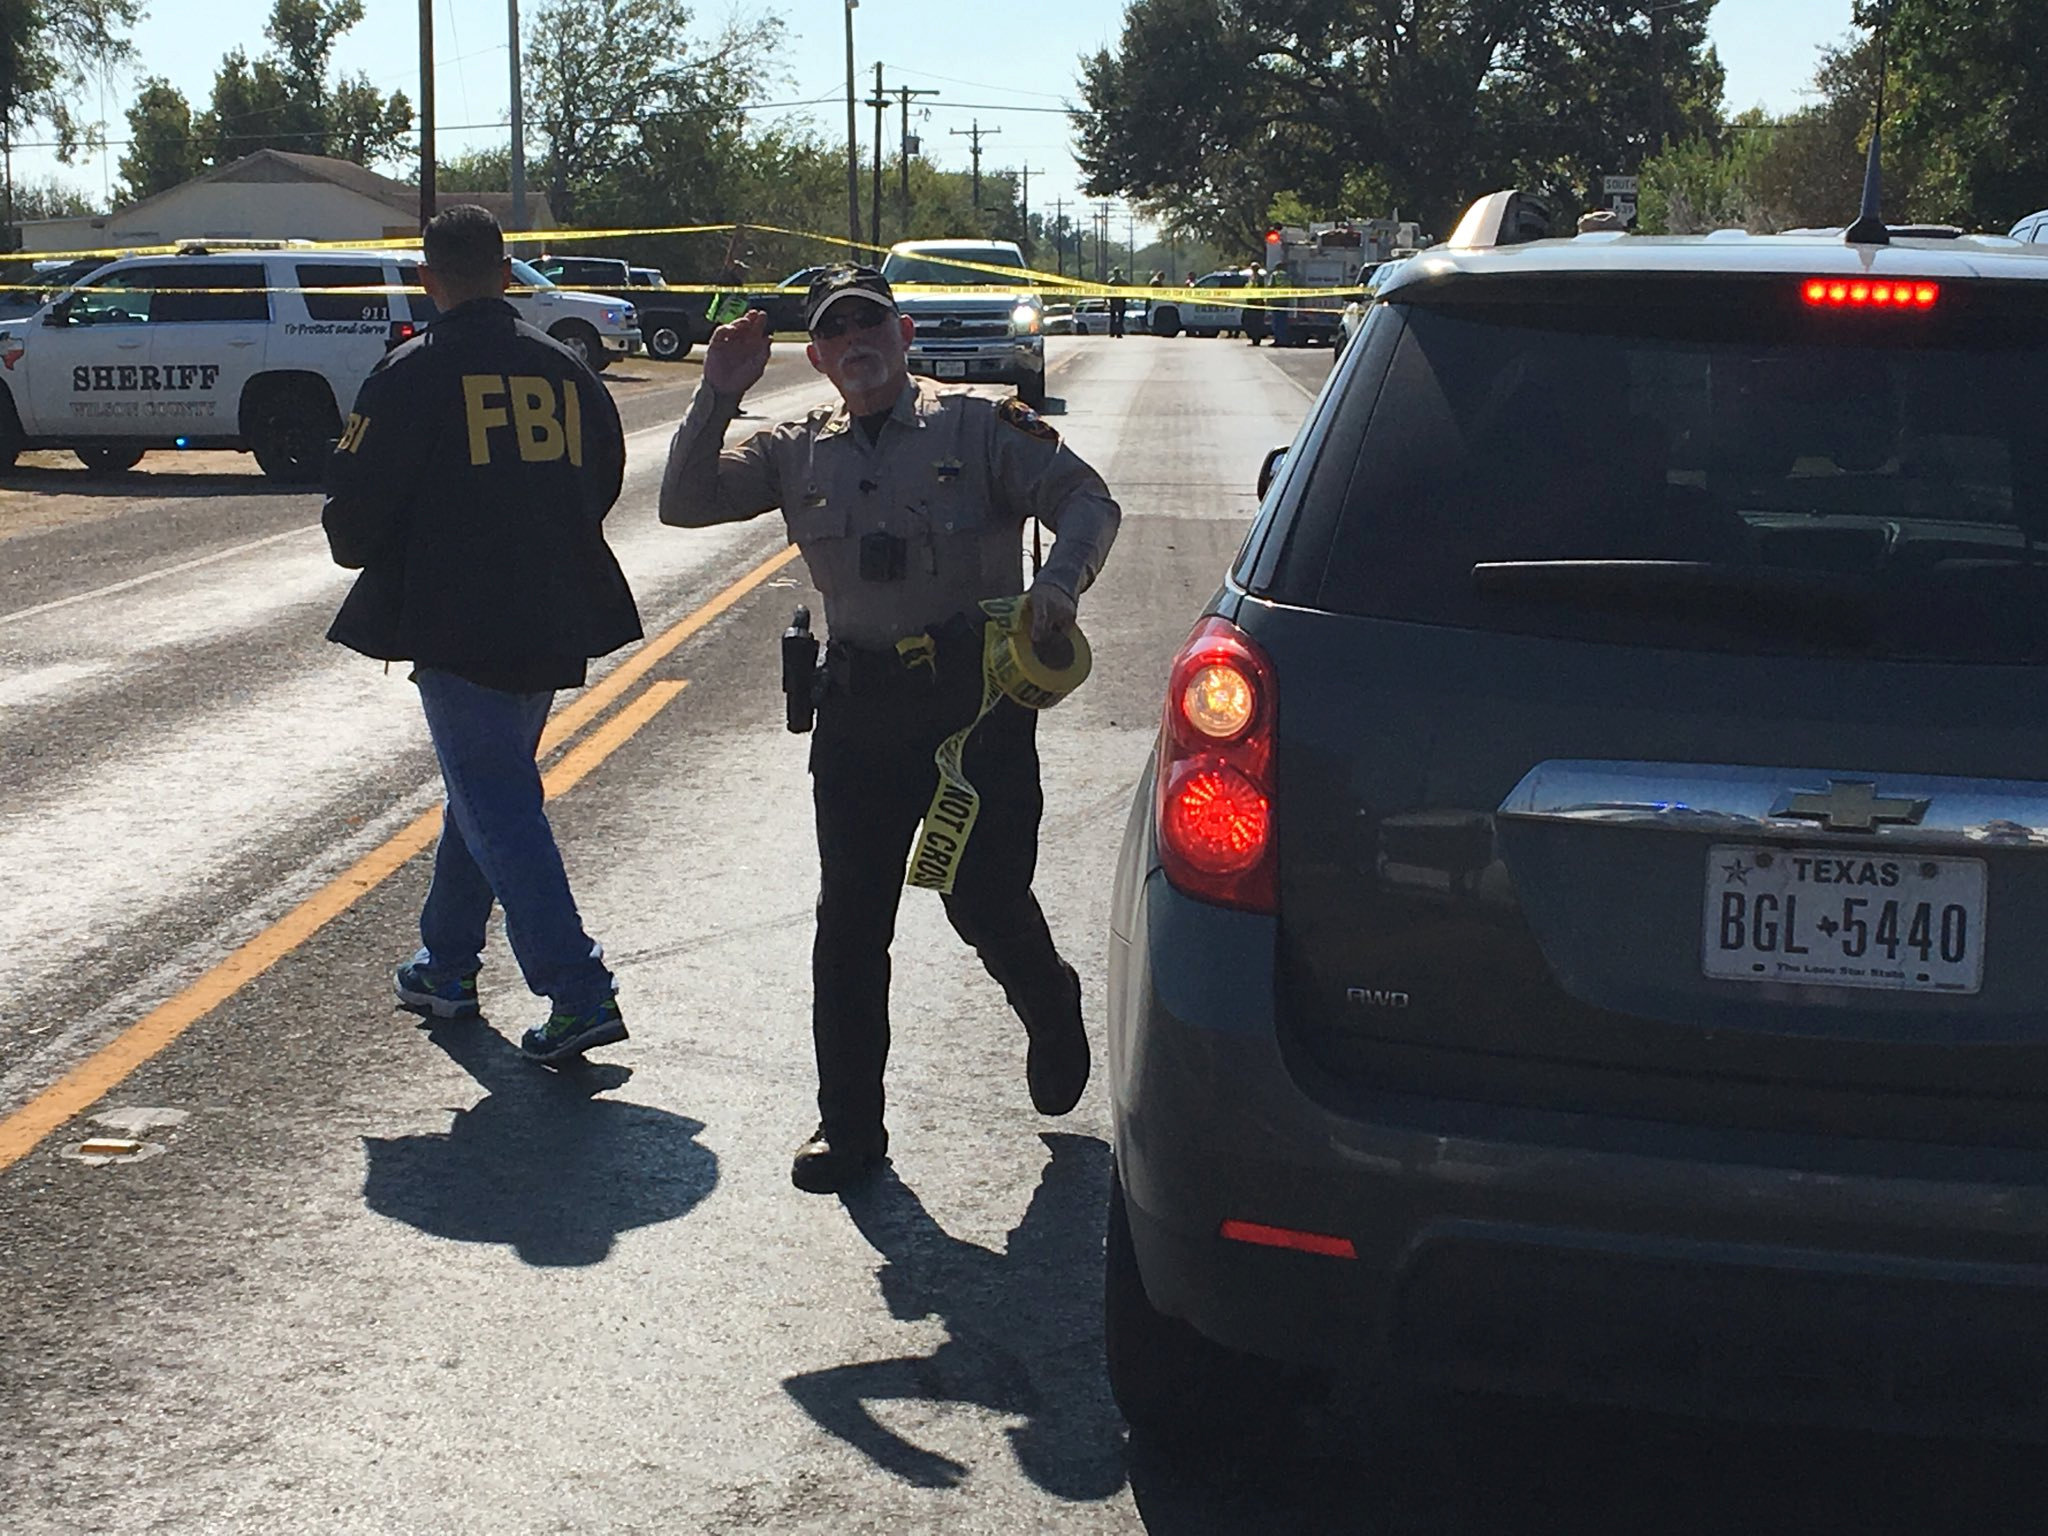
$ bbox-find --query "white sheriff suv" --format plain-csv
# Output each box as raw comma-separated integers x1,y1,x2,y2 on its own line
0,241,638,484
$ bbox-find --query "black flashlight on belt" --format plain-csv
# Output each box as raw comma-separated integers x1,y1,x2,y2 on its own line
781,605,819,733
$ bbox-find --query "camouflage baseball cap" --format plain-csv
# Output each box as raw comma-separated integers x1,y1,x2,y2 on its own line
805,264,898,331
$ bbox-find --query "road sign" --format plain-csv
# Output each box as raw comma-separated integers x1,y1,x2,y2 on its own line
1604,175,1640,195
1610,198,1637,223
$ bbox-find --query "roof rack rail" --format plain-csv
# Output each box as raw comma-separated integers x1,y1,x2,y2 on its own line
1445,190,1553,250
173,237,314,254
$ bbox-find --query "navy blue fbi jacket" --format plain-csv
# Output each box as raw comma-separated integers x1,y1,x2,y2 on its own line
322,297,643,692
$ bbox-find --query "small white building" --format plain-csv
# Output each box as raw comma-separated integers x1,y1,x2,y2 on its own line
20,149,556,254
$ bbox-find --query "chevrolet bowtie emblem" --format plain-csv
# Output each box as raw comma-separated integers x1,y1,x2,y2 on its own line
1774,779,1929,833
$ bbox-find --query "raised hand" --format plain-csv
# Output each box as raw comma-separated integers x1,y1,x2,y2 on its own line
703,309,771,397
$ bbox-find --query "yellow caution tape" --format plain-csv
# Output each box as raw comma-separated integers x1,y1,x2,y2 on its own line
8,217,1369,304
905,594,1091,894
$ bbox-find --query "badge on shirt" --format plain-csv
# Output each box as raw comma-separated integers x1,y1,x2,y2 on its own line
932,457,963,483
997,396,1059,443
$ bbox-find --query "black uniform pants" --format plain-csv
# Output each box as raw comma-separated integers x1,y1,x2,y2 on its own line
807,637,1067,1139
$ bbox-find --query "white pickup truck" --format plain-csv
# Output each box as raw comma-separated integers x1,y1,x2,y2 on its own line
880,239,1046,406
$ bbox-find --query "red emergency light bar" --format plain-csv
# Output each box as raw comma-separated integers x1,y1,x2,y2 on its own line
1801,278,1939,310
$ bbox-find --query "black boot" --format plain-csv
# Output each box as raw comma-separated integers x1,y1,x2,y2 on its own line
1023,962,1090,1116
791,1124,889,1194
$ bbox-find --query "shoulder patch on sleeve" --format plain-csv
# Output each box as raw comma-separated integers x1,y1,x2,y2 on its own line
996,396,1059,443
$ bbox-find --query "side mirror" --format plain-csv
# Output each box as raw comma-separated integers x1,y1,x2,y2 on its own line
42,298,71,327
1257,444,1288,500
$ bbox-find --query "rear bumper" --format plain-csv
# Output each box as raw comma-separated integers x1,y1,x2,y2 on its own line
1110,866,2048,1436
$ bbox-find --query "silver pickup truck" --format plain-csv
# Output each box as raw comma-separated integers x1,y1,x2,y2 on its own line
880,239,1045,406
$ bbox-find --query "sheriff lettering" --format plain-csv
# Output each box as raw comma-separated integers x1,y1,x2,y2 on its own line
72,363,222,393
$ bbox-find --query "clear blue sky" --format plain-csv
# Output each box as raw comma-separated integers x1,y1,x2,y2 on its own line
23,0,1861,232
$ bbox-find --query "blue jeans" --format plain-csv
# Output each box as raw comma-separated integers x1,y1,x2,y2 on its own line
413,669,613,1012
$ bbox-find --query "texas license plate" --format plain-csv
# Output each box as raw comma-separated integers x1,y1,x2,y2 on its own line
1702,845,1986,993
935,360,966,378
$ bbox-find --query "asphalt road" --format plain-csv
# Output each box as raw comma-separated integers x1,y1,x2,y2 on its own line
3,336,2043,1534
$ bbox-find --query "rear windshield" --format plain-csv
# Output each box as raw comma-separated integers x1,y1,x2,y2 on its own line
1297,281,2048,663
881,248,1025,286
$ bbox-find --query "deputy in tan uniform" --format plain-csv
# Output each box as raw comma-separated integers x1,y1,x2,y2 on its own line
658,265,1121,1193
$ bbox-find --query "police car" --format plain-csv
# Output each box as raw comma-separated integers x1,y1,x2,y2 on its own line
0,241,637,483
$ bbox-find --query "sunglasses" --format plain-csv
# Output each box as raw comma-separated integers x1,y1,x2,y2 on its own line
811,303,894,341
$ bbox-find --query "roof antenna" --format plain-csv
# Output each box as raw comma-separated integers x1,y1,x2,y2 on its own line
1844,0,1892,245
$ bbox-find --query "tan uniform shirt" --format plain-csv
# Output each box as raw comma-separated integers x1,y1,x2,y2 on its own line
658,378,1121,647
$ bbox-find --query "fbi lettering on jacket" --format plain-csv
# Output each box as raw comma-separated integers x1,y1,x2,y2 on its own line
72,363,223,392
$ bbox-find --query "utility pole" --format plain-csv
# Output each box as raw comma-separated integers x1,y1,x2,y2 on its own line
895,84,937,240
867,63,885,252
843,0,860,252
419,0,436,230
507,0,525,232
1651,0,1667,150
1127,209,1136,276
950,119,998,209
1051,197,1065,275
1014,162,1032,229
1094,201,1113,283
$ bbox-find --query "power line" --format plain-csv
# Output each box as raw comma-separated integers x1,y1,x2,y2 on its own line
885,68,1068,102
5,95,846,154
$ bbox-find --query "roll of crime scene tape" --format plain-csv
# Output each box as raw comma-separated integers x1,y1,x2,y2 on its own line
905,594,1091,893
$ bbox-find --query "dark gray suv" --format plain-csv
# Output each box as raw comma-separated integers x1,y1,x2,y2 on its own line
1106,200,2048,1443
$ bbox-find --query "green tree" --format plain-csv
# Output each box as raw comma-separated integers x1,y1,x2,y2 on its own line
328,72,414,166
1635,28,1916,236
119,77,202,201
196,0,412,168
525,0,782,226
11,175,98,220
438,146,515,194
197,47,292,165
1074,0,1726,246
0,0,141,165
1866,0,2048,229
0,0,139,244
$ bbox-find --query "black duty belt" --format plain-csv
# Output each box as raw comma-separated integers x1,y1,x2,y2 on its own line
823,615,981,697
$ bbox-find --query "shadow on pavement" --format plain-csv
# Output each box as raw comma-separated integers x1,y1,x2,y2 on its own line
1127,1390,2048,1535
360,1015,717,1267
0,465,277,498
783,1131,1126,1500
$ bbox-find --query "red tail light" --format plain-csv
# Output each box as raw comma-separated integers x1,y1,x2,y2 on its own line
1156,614,1277,912
1801,277,1938,310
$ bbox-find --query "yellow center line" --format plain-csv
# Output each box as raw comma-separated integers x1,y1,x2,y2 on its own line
543,679,686,798
0,555,785,1175
539,543,800,755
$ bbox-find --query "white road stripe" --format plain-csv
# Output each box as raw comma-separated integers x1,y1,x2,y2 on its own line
0,524,316,630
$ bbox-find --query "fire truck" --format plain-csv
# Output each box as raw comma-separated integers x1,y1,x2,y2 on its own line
1260,218,1421,346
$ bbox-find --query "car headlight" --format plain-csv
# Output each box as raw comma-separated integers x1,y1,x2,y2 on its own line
1011,302,1040,334
604,307,625,326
